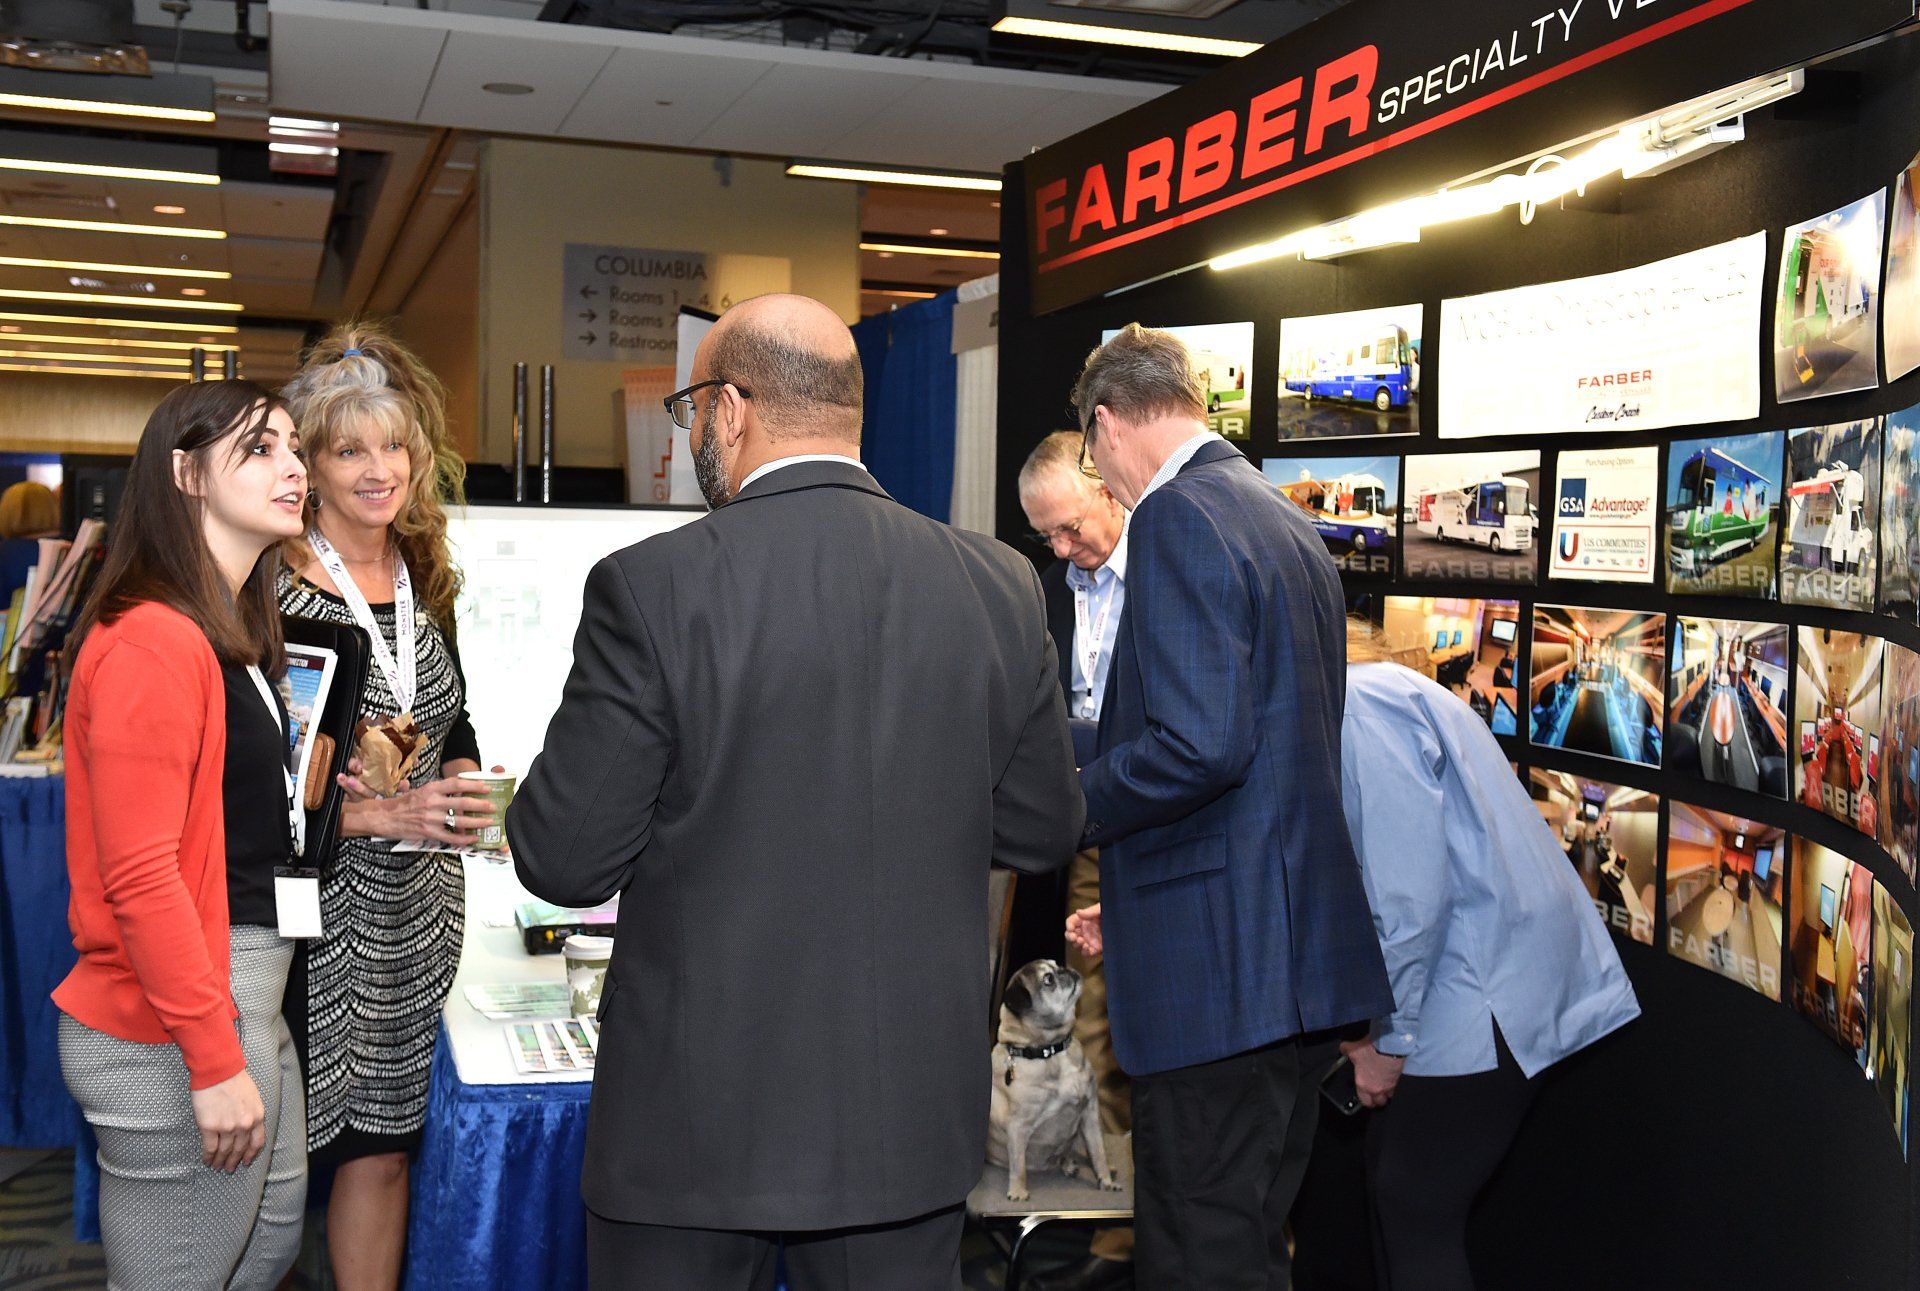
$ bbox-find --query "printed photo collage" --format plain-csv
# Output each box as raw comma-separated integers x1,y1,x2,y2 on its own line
1289,148,1920,1155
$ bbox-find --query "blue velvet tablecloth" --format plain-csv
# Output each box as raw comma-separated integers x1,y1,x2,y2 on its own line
403,1028,593,1291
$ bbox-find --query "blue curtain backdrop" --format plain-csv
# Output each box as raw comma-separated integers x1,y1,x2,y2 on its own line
852,294,956,522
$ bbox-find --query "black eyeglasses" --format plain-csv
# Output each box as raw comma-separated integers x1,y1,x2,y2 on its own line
664,379,752,432
1025,514,1089,549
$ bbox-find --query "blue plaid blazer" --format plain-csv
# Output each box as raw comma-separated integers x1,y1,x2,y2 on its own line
1081,439,1393,1076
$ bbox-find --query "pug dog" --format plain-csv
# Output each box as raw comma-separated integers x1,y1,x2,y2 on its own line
986,959,1121,1202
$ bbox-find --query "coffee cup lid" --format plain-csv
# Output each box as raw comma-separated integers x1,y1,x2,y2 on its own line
563,934,614,958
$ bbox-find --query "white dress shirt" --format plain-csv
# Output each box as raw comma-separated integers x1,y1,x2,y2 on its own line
740,454,868,492
1135,432,1224,506
1066,527,1128,721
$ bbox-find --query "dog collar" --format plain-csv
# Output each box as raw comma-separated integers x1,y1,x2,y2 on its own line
1005,1039,1070,1061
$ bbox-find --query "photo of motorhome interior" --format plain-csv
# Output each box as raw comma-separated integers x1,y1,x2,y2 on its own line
1379,595,1522,734
1881,644,1920,883
1872,884,1913,1156
1668,619,1790,798
1792,842,1876,1062
1796,628,1885,838
1530,607,1666,768
1665,803,1787,1001
1882,402,1920,622
1528,769,1659,946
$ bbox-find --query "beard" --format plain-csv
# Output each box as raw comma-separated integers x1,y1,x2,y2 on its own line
693,399,732,510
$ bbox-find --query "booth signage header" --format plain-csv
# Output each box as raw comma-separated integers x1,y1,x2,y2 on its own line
1020,0,1915,314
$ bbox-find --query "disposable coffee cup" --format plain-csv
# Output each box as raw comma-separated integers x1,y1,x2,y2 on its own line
563,934,614,1020
459,770,516,851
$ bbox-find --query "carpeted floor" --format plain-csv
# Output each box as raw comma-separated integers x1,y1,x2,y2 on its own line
0,1149,1098,1290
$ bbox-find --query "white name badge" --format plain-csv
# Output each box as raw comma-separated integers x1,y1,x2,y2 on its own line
274,866,324,939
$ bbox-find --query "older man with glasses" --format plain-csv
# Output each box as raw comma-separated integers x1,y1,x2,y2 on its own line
1015,430,1134,1291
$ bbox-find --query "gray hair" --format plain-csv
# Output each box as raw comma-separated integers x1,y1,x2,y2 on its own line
1018,430,1097,497
1069,323,1207,442
706,318,863,442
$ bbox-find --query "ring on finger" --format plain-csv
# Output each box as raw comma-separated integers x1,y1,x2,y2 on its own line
446,806,458,831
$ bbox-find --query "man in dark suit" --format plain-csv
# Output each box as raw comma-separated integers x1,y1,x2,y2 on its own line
508,294,1083,1291
1063,324,1393,1290
1016,431,1134,1291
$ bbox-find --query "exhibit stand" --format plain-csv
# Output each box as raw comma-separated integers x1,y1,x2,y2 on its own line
998,3,1920,1286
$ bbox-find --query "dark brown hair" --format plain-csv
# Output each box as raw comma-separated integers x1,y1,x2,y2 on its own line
73,380,291,677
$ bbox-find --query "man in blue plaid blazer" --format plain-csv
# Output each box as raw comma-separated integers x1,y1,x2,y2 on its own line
1065,324,1393,1291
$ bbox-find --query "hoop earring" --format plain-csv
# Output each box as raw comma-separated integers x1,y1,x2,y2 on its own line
308,490,322,509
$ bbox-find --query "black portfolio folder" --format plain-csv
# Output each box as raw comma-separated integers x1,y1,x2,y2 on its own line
283,616,370,873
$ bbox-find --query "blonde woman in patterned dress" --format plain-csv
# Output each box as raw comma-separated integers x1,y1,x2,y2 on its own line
279,322,496,1291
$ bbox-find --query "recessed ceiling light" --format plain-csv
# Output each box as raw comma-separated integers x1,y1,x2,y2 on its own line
483,83,535,95
787,162,1000,192
655,100,673,107
859,241,1000,261
179,287,208,297
0,213,225,239
0,325,17,332
0,287,241,311
0,310,237,334
0,255,228,280
153,204,187,215
929,227,949,236
877,251,895,259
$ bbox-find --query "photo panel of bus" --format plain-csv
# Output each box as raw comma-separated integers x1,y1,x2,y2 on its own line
1775,190,1886,404
1103,321,1253,440
1263,455,1399,578
1881,400,1920,623
1529,606,1666,768
1667,619,1789,799
1664,803,1787,1001
1890,147,1920,384
1275,303,1421,441
1378,595,1522,734
1782,419,1882,611
1880,643,1920,883
1527,769,1658,945
1871,883,1913,1157
1791,842,1876,1069
1665,429,1784,600
1795,628,1885,839
1402,451,1540,584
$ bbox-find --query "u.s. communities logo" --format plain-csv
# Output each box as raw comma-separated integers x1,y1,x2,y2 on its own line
1558,530,1582,562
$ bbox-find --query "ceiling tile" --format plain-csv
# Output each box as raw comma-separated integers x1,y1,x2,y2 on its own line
693,61,926,157
269,2,447,123
219,182,334,241
417,30,615,135
559,44,773,149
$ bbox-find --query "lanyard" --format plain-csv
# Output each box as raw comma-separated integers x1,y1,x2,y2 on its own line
308,527,415,716
244,665,305,859
1072,575,1116,720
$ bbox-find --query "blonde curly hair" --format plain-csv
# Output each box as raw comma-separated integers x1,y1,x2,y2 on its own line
282,320,466,633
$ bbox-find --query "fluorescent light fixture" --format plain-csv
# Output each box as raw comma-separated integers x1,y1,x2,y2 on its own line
865,288,938,300
0,348,189,366
0,310,237,334
788,163,1000,193
0,287,241,312
0,331,236,352
269,116,339,132
0,213,224,240
0,67,216,124
0,255,228,280
1212,70,1802,273
0,361,190,380
269,142,339,158
0,155,218,185
153,204,187,215
859,241,1000,260
991,15,1259,57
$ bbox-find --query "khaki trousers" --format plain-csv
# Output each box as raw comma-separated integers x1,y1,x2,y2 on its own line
1066,846,1134,1263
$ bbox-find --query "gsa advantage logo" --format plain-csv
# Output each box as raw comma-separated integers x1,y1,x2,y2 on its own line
1559,477,1588,518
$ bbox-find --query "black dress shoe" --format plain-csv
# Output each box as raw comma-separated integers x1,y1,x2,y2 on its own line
1028,1253,1134,1291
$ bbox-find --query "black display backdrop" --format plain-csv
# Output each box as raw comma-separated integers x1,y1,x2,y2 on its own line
996,29,1920,1291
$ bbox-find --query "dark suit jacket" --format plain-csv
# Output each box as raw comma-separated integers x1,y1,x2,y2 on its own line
1040,557,1075,702
1081,439,1392,1077
507,461,1083,1232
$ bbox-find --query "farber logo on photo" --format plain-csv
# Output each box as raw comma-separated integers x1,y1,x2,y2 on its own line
1559,479,1587,517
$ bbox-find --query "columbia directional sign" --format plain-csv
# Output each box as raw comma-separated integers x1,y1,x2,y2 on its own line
562,244,714,363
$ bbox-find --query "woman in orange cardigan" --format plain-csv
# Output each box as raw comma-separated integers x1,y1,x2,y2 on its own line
56,379,311,1289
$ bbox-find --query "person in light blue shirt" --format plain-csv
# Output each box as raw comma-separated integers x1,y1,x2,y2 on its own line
1338,620,1640,1291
